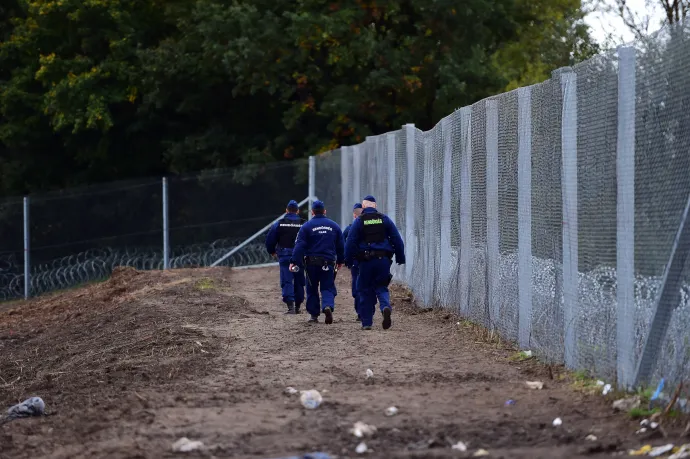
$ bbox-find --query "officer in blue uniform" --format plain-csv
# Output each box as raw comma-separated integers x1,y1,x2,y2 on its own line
343,202,364,322
265,200,306,314
290,200,345,324
344,195,405,330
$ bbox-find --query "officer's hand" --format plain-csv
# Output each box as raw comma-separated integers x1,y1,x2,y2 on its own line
336,263,343,270
289,263,297,272
271,253,277,259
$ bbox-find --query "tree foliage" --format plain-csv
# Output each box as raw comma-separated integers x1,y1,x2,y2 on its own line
0,0,598,197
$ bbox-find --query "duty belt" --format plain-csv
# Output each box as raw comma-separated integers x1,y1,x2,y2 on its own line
356,250,393,262
304,256,335,267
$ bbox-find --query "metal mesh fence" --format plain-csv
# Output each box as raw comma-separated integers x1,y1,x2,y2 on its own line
314,22,690,392
0,161,308,299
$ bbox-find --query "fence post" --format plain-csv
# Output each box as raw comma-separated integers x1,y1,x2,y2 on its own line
422,131,434,305
308,155,316,220
560,69,579,369
616,45,636,389
404,124,416,283
386,133,397,225
518,86,533,349
486,99,500,328
23,196,30,299
340,146,350,228
353,145,362,212
439,116,452,288
459,106,473,315
162,177,170,269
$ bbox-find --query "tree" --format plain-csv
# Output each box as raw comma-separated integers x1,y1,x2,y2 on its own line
591,0,687,42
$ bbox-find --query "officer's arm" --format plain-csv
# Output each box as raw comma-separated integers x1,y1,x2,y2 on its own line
343,225,350,242
335,226,345,264
265,221,279,255
385,217,406,264
290,226,308,266
344,219,361,264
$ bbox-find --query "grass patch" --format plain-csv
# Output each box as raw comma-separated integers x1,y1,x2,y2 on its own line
509,350,534,362
195,278,215,290
629,407,661,419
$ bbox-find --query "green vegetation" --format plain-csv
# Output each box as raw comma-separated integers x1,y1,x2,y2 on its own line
0,0,598,197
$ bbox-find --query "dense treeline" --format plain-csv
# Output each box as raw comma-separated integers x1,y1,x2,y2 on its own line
0,0,598,197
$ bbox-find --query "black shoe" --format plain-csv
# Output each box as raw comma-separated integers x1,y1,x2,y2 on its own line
362,325,372,330
382,307,392,330
323,307,333,325
356,315,362,322
284,301,296,314
308,316,318,323
295,303,302,314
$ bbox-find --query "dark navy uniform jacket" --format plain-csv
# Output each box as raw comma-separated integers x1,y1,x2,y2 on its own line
344,208,406,265
290,215,345,266
265,213,303,258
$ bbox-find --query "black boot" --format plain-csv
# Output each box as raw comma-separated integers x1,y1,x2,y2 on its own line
295,303,302,314
285,301,296,314
382,307,392,330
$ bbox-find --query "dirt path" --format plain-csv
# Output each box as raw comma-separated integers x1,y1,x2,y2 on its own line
0,266,678,458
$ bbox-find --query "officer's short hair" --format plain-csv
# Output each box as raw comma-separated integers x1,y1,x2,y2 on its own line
362,200,376,208
313,208,325,215
353,208,363,217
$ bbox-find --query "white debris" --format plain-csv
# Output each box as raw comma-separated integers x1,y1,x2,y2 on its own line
585,434,598,441
640,419,650,426
451,441,467,451
636,427,648,434
350,421,377,438
171,437,204,452
385,406,399,417
596,380,605,386
525,381,544,390
299,389,322,409
602,384,612,395
355,442,368,454
612,396,640,411
366,369,374,379
284,387,299,395
474,449,490,457
669,444,690,459
523,350,533,357
195,341,202,347
649,444,675,457
552,417,562,427
650,422,659,429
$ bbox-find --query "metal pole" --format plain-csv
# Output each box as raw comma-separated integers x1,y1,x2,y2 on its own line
23,196,30,299
308,156,315,220
162,177,170,269
210,197,310,267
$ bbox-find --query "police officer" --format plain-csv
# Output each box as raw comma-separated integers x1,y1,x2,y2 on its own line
290,200,345,324
265,200,306,314
344,195,405,330
343,202,364,322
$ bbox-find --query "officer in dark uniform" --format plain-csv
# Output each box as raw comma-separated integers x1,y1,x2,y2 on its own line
265,200,306,314
343,202,364,322
344,195,405,330
290,200,345,324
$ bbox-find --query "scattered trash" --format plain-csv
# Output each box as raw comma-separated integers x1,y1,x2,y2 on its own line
649,444,675,457
385,406,399,416
636,428,648,434
300,390,322,409
171,437,204,452
451,441,467,451
350,421,377,438
585,434,598,441
651,379,665,401
355,442,368,454
268,454,332,459
629,445,652,455
670,444,690,459
365,369,374,379
596,380,605,386
195,341,202,347
474,449,490,456
523,350,533,357
603,384,613,395
613,396,641,412
505,399,515,406
285,387,299,395
552,417,562,427
525,381,544,390
4,397,45,422
650,422,659,429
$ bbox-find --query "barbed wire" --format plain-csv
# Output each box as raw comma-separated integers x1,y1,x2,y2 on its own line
0,238,272,301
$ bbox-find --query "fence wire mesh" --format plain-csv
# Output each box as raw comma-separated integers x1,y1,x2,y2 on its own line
315,23,690,392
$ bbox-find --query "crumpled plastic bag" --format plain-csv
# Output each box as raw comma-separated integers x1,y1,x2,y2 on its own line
268,454,332,459
2,397,45,423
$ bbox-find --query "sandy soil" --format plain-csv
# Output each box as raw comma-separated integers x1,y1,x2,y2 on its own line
0,266,685,458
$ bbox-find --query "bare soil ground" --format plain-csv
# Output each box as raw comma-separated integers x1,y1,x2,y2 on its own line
0,266,686,458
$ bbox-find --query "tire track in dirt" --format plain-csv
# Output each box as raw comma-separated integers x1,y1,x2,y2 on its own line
0,266,679,458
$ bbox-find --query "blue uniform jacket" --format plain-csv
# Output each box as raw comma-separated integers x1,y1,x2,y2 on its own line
343,223,358,268
265,213,302,258
344,208,406,265
290,215,345,266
